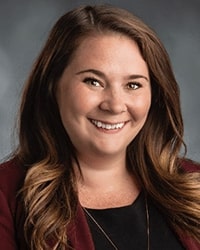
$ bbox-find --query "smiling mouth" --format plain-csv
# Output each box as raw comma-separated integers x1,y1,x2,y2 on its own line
90,119,125,130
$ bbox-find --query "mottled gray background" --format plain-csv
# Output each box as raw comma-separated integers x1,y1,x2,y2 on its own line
0,0,199,161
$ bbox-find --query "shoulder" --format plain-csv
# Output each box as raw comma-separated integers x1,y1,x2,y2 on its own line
179,158,200,173
179,233,200,250
0,157,26,202
0,157,25,177
0,158,27,249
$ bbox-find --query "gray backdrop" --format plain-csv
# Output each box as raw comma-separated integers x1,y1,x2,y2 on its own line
0,0,199,161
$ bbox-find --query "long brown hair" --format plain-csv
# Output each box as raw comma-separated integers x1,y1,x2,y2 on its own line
16,4,200,249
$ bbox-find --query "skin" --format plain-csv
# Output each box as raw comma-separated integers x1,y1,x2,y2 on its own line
57,33,151,208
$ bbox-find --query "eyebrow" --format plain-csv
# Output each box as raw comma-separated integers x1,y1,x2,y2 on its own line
75,69,149,82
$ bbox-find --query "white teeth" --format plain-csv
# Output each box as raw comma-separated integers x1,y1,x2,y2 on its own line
91,120,125,130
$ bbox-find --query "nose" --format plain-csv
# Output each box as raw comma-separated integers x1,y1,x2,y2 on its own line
99,88,127,114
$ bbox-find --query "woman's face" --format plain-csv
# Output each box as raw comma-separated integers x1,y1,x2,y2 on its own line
57,33,151,159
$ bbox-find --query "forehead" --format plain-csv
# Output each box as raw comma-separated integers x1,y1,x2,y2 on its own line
74,32,139,56
68,33,148,75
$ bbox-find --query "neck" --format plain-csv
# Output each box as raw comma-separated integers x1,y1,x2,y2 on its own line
74,151,127,185
74,153,140,208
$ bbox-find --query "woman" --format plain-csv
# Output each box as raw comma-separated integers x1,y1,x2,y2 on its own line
0,4,199,250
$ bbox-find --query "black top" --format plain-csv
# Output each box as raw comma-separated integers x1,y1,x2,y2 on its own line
84,192,185,250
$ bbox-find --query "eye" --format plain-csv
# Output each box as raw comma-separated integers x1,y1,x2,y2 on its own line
83,77,101,87
127,82,141,90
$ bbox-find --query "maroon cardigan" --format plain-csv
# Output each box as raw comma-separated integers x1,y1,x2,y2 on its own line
0,159,199,250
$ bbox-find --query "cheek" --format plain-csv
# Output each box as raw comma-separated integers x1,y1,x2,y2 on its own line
58,88,95,125
67,85,97,111
130,95,151,120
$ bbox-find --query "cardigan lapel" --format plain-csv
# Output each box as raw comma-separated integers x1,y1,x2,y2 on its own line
68,203,95,250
